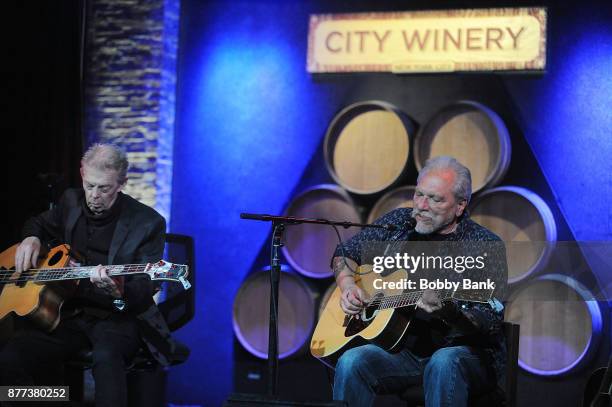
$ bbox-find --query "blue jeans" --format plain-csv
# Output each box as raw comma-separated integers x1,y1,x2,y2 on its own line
333,344,494,407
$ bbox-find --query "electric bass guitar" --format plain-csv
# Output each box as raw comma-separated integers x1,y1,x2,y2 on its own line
0,243,190,331
310,265,492,367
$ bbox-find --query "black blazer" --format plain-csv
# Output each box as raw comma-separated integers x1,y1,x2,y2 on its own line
22,188,180,365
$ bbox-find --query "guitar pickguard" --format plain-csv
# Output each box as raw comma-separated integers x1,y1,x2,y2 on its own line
344,293,385,337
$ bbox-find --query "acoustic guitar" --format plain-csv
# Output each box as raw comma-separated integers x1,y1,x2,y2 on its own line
310,265,492,367
0,243,190,331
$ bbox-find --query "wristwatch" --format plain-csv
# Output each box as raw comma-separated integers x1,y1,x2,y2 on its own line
112,298,127,312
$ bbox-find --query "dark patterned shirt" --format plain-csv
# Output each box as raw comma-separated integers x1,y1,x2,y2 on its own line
332,207,508,392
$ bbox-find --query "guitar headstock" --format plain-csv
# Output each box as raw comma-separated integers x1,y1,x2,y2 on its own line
144,261,191,290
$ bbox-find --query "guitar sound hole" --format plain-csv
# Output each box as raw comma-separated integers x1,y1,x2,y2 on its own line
47,251,63,267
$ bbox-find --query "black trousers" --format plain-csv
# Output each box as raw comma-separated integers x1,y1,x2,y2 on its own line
0,313,141,407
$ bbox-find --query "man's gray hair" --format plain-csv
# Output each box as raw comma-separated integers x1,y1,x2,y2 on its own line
81,143,129,183
417,156,472,204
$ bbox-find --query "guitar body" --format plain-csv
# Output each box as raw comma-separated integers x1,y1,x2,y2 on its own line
0,244,75,331
0,243,189,332
311,267,413,367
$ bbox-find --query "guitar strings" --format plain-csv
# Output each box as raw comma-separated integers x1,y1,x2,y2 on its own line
0,264,145,276
0,267,145,280
0,264,145,274
0,271,145,284
0,270,146,284
368,291,422,308
367,289,454,310
0,264,149,284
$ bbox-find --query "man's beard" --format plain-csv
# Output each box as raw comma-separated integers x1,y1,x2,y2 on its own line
412,209,455,235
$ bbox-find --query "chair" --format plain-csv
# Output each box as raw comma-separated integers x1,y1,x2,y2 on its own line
157,233,196,332
400,322,520,407
65,233,196,406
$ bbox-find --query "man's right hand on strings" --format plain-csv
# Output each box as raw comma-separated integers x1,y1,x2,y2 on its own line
15,236,42,273
340,284,367,315
333,255,368,317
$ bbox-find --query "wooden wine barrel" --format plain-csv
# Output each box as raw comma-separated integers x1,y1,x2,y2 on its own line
367,185,416,223
324,101,416,195
469,186,557,284
232,267,316,359
282,184,362,279
414,101,511,193
506,274,602,376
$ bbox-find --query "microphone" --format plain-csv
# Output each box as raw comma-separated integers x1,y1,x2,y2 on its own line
383,217,417,232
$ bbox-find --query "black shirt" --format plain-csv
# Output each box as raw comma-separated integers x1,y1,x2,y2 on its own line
66,193,124,314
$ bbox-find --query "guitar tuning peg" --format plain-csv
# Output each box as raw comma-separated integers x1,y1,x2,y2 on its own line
179,276,191,290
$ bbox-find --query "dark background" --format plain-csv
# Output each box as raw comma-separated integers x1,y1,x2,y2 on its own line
1,0,84,249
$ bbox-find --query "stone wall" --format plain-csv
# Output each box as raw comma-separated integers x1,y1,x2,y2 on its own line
84,0,179,222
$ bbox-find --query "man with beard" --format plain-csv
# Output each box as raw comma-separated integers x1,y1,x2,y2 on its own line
0,144,177,407
331,156,507,407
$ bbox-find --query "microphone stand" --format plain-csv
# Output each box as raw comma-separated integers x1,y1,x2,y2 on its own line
240,212,395,397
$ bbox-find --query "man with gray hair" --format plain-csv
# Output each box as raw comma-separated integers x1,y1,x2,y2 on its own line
331,156,507,407
0,143,176,407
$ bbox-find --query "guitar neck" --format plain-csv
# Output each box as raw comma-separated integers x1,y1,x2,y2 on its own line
373,289,455,311
0,264,149,284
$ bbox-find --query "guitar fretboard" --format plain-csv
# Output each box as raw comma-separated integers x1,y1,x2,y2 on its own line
370,289,462,310
0,264,148,284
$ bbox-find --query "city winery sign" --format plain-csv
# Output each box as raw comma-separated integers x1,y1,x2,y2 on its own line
307,8,546,73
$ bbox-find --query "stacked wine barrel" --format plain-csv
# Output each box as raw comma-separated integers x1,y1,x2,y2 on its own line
232,100,601,376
